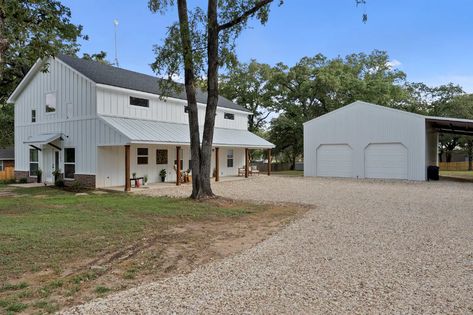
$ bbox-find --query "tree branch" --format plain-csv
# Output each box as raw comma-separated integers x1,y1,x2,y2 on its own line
218,0,273,32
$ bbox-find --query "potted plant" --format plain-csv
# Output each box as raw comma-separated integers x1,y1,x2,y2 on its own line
159,169,167,182
132,172,136,179
52,168,62,183
36,169,42,183
143,174,148,185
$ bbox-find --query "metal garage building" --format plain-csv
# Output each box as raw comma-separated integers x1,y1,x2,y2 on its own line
303,101,473,181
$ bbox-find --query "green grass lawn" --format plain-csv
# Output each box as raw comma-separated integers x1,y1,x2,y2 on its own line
272,170,304,176
0,185,268,314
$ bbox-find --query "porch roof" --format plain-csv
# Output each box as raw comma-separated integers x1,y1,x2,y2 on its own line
24,133,63,145
100,116,275,149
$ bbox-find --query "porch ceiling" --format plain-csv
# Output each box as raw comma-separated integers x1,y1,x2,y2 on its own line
426,116,473,136
99,115,275,149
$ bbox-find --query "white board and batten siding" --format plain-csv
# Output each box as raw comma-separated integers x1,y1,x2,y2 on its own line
96,85,248,130
304,101,427,181
13,57,98,174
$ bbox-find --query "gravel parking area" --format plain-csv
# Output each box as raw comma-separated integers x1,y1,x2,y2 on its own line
63,177,473,314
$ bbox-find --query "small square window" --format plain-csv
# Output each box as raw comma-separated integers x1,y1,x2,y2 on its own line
156,149,168,164
45,93,56,113
130,96,149,108
137,148,149,165
224,113,235,120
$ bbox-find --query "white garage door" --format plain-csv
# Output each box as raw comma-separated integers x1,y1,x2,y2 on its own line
364,143,408,179
316,144,353,178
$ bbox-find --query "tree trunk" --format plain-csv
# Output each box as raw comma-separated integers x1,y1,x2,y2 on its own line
176,0,203,199
195,0,219,198
291,154,296,170
468,144,473,171
446,151,452,163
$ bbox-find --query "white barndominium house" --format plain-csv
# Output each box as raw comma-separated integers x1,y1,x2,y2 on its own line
8,55,274,190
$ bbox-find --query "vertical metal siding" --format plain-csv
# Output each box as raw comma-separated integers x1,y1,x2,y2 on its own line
304,102,426,181
96,86,248,130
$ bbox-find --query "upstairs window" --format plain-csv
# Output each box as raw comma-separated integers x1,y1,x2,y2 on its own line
29,149,39,176
227,150,234,168
184,106,189,113
64,148,76,179
130,96,149,108
31,109,36,123
45,92,56,113
137,148,149,164
224,113,235,120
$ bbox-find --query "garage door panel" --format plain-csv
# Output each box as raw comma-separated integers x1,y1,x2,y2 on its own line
365,143,408,179
317,144,353,178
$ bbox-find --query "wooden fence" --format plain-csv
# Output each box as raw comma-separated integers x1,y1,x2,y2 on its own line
439,161,471,171
0,166,15,181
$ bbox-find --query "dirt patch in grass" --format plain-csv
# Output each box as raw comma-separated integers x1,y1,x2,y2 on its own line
0,187,307,314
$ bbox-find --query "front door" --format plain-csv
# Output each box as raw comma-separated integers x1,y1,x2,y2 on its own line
43,149,55,183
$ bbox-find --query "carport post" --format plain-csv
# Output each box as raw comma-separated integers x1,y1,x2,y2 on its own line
267,149,272,176
176,146,181,186
245,148,249,178
124,145,131,192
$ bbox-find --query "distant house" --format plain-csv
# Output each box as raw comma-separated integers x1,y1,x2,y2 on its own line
0,147,15,180
8,54,274,188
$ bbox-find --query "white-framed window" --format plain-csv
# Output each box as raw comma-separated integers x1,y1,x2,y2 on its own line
224,113,235,120
0,161,3,171
64,148,76,179
137,148,149,165
227,149,234,168
45,92,57,113
31,109,36,123
29,149,39,176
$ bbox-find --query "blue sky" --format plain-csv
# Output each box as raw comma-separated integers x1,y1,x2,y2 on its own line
63,0,473,92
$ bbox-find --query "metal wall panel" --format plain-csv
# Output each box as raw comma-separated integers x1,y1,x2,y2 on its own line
304,101,427,181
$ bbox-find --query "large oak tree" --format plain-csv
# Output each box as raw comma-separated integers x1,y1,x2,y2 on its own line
148,0,282,199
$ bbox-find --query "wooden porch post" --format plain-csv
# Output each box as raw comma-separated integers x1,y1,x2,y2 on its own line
176,146,181,186
245,148,249,178
124,145,131,192
215,147,220,182
267,149,272,176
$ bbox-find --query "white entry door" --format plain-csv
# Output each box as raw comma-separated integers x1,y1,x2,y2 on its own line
364,143,408,179
42,149,56,183
316,144,353,178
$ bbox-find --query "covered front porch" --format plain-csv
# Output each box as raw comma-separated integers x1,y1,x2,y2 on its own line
96,144,273,191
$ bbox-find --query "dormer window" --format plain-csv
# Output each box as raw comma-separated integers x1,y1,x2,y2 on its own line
224,113,234,120
45,92,56,113
130,96,149,108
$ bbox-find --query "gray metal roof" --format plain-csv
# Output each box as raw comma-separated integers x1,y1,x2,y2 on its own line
57,54,249,113
0,147,14,160
100,116,274,148
24,133,63,145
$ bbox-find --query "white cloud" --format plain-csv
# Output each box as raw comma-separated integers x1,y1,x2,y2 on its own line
386,59,402,69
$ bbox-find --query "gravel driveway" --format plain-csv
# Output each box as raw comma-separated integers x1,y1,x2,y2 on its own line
63,177,473,314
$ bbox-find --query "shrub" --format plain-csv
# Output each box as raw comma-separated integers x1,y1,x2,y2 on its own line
19,178,28,184
55,179,65,188
70,181,82,192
